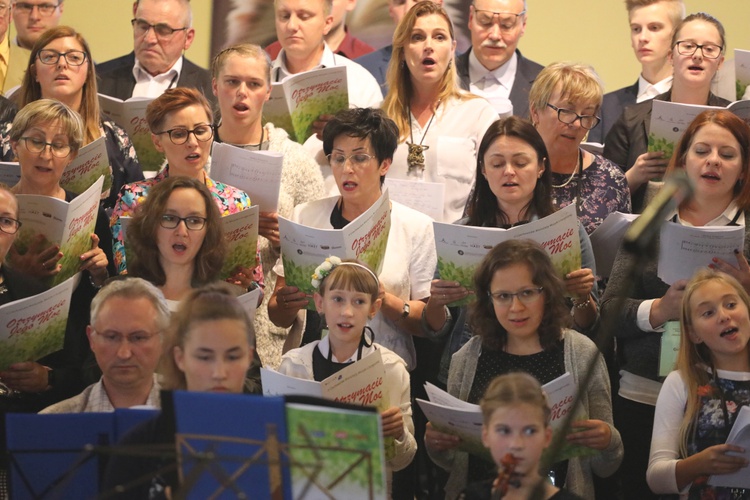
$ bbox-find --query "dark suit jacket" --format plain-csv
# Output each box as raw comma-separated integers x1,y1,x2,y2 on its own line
355,45,392,96
455,48,543,119
95,52,215,106
587,81,638,144
603,90,730,211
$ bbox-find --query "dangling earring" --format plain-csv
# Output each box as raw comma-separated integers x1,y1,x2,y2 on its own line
361,326,375,348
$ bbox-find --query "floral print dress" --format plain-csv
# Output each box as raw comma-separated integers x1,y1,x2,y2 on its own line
687,376,750,499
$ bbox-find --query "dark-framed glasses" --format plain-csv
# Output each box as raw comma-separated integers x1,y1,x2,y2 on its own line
13,2,59,16
488,287,544,306
0,216,21,235
92,328,160,346
37,49,87,66
546,103,601,130
471,4,526,31
131,18,188,39
327,152,376,169
159,214,207,231
675,41,723,60
156,125,214,145
19,137,72,157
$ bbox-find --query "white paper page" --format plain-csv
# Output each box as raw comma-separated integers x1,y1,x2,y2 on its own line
658,223,745,284
708,405,750,488
589,211,639,278
210,143,283,212
383,178,444,221
260,367,323,397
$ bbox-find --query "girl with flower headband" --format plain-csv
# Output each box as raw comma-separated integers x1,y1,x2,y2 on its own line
648,269,750,498
277,257,417,489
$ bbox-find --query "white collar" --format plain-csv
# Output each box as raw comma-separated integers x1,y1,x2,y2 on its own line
316,334,376,364
468,48,517,90
132,55,183,83
668,200,744,227
272,43,333,82
637,74,672,103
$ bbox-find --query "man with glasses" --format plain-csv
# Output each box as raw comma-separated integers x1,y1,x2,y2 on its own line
588,0,685,144
96,0,213,104
3,0,62,92
40,278,168,413
455,0,542,118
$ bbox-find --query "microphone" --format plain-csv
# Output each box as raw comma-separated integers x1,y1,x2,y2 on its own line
623,170,694,253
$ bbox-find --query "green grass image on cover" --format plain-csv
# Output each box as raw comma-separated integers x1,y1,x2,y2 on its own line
54,228,94,286
647,133,675,160
131,133,165,172
291,93,348,143
437,256,477,306
62,165,112,196
220,238,259,281
282,257,317,310
0,314,67,369
737,79,748,101
287,406,385,497
356,229,388,276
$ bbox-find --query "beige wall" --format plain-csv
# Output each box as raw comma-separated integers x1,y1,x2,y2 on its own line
21,1,750,94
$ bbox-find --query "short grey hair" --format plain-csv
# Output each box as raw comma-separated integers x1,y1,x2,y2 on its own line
90,278,171,334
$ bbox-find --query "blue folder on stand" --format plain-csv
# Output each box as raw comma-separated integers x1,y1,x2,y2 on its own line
6,409,158,499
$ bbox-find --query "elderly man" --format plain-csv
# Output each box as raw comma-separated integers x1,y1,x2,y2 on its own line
266,0,373,61
272,0,381,108
40,279,168,413
588,0,684,144
96,0,213,104
3,0,62,92
356,0,442,95
455,0,542,118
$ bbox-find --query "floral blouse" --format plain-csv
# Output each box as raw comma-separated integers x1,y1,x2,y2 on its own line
110,166,262,285
550,152,631,235
687,376,750,499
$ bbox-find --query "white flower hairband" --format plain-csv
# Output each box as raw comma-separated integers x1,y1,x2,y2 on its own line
311,256,379,291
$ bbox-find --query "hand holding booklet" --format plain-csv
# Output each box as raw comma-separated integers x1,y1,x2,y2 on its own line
708,405,750,489
417,372,597,463
434,204,581,306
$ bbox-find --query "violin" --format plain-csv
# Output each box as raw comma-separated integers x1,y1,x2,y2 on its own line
490,453,520,499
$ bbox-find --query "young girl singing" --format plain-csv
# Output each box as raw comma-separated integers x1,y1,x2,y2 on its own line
277,257,417,479
461,372,584,500
648,269,750,498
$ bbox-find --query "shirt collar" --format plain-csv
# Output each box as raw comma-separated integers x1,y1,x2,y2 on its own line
468,48,517,89
133,55,183,83
637,74,673,103
272,43,332,82
668,200,745,227
316,334,376,364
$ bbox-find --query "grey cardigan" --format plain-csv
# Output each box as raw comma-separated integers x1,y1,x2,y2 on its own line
428,330,623,499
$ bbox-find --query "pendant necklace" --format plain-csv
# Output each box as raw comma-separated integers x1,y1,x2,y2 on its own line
551,149,582,189
406,100,440,174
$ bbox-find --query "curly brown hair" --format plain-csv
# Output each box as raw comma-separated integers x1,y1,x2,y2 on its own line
127,176,226,287
469,239,570,351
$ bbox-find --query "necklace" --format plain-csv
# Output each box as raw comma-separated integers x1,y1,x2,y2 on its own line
406,100,440,174
243,127,265,150
551,149,582,189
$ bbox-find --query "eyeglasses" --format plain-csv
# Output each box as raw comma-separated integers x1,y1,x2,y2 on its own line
131,18,188,39
92,329,160,346
19,136,72,157
0,216,21,235
327,153,376,169
546,103,601,130
13,2,59,16
159,214,207,231
0,4,9,13
675,41,723,60
37,49,88,66
488,287,544,306
471,5,526,31
156,125,214,145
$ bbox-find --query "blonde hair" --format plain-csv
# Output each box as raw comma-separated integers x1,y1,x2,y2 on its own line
528,62,604,119
382,1,473,142
161,283,255,391
211,43,272,86
626,0,686,28
480,372,551,425
10,99,84,155
677,268,750,457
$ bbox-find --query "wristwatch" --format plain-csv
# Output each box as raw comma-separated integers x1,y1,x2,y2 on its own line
401,301,410,319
